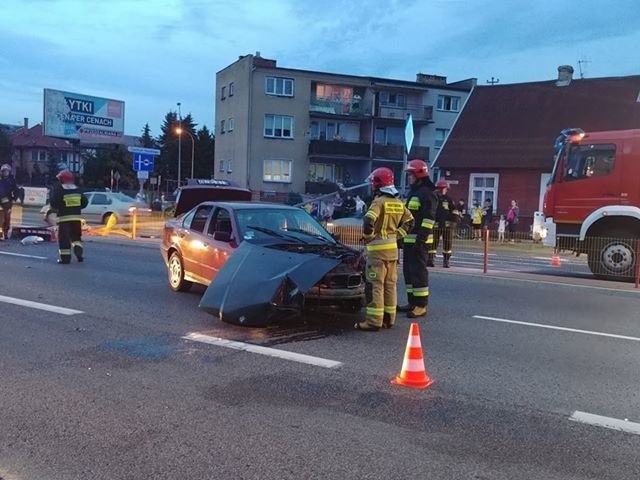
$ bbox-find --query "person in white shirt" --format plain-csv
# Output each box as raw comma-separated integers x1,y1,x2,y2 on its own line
497,214,506,242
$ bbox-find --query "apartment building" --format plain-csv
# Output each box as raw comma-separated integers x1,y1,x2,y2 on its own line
215,53,475,201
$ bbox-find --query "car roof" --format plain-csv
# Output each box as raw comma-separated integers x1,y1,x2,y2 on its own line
195,201,302,211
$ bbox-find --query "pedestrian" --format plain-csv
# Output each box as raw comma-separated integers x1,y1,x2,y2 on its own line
0,163,21,240
431,180,460,268
457,198,468,223
497,214,506,242
398,159,437,319
355,167,414,331
470,201,483,240
506,199,520,242
354,195,366,217
482,198,493,229
49,170,88,264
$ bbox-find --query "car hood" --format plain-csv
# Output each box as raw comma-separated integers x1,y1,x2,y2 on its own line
199,239,360,326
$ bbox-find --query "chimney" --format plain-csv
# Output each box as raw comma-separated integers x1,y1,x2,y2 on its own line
416,73,447,86
556,65,574,86
23,117,28,129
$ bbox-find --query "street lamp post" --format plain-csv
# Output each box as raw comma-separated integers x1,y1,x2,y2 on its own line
176,102,182,187
175,126,195,179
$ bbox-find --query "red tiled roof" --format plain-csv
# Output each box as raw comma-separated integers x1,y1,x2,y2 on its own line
435,75,640,169
10,123,74,150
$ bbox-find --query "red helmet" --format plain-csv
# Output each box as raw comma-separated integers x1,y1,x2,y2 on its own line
368,167,394,190
56,169,74,184
436,179,449,190
405,159,429,179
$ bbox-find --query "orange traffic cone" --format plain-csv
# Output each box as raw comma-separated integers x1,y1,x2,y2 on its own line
391,323,434,389
551,250,561,266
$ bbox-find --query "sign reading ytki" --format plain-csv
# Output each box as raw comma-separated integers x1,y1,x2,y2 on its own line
43,88,125,142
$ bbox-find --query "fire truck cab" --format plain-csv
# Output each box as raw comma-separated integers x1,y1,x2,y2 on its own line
543,128,640,280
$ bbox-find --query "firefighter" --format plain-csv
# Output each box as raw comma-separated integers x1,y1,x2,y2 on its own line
431,179,460,268
50,170,88,264
0,163,21,240
398,159,437,319
355,167,414,331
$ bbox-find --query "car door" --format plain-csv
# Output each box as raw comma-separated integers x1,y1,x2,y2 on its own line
84,192,112,224
199,207,235,283
180,204,214,283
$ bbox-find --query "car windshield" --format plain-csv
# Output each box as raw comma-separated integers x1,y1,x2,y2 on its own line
114,193,136,202
236,207,335,244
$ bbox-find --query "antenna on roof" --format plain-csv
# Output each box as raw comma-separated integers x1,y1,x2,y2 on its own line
578,58,591,79
486,77,500,85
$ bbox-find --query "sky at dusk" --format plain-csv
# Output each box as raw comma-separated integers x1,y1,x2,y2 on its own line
2,0,639,137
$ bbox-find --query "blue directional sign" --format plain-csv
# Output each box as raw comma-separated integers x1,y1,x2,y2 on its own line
133,153,155,172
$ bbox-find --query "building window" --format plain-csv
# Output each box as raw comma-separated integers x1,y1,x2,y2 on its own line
437,95,460,112
265,77,294,96
264,114,293,138
309,163,335,182
220,119,225,134
374,126,403,145
226,160,233,173
218,160,226,173
379,91,406,107
229,82,234,97
469,174,499,211
263,159,292,183
221,85,227,100
227,118,234,132
435,128,449,148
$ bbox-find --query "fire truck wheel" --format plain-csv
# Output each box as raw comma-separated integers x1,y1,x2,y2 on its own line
168,251,192,292
587,231,637,281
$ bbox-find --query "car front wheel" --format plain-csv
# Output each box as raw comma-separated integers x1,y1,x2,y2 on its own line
168,252,192,292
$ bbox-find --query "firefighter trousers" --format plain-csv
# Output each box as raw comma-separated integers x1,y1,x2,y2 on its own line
58,221,83,263
1,202,12,236
432,226,453,255
364,257,398,328
403,242,429,308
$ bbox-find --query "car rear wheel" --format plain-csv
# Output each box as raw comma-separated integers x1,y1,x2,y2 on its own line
168,252,192,292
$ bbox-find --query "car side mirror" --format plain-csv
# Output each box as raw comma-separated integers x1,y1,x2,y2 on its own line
213,231,231,242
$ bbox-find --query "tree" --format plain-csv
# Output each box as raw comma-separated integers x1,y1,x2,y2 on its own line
140,123,157,149
0,128,11,164
195,126,215,178
83,145,136,191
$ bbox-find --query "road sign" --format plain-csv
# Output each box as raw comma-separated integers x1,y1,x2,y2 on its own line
128,146,161,155
137,170,149,180
404,114,414,153
133,153,154,172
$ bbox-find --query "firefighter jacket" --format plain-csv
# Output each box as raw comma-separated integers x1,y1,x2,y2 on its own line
435,193,460,227
404,179,437,246
363,192,414,261
50,184,88,224
0,175,20,206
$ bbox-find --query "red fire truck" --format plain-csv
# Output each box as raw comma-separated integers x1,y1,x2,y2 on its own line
543,128,640,280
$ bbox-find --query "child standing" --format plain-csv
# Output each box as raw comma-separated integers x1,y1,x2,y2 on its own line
497,214,506,242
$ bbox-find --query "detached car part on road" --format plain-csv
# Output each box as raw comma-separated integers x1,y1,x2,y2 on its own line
161,185,365,326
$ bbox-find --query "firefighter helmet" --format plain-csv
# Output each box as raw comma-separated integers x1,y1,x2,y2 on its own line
368,167,394,190
405,159,429,179
0,163,10,174
436,179,449,190
56,169,75,184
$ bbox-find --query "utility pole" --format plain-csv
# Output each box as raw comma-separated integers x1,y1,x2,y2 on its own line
177,102,182,187
578,59,591,79
486,77,500,86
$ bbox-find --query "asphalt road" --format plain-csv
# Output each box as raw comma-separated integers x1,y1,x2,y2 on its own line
1,237,639,480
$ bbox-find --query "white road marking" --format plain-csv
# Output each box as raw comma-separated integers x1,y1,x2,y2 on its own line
0,294,83,315
0,251,47,259
473,315,640,342
182,332,343,369
569,411,640,436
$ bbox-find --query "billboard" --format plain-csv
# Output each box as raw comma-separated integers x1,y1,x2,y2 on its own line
43,88,125,141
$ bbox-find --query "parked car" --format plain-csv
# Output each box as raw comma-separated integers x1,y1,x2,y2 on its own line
161,201,366,326
42,190,149,225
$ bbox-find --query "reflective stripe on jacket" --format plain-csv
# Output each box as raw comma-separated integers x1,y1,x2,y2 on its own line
363,193,414,260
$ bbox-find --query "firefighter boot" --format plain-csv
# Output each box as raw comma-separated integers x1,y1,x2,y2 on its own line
73,244,84,262
407,306,427,318
397,304,413,312
427,253,435,268
443,253,451,268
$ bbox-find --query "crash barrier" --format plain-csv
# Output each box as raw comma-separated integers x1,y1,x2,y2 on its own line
324,222,640,286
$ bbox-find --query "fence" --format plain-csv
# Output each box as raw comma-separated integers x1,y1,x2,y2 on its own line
324,221,640,286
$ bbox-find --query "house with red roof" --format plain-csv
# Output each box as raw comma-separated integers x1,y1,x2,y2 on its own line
433,66,640,232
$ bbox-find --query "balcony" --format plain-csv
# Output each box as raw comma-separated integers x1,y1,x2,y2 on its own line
309,97,371,117
376,103,433,121
372,144,430,161
308,139,370,158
